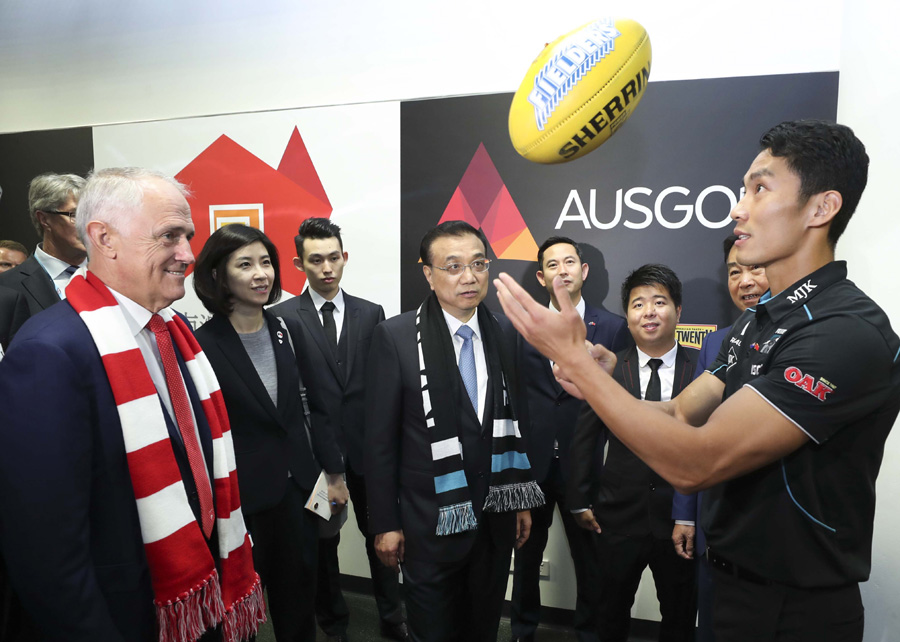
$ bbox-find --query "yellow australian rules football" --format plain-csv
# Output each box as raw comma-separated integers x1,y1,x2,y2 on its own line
509,18,652,164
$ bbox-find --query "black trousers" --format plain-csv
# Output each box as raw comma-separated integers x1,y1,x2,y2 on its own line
401,523,513,642
511,458,602,642
315,465,403,636
245,478,320,642
596,531,696,642
710,565,863,642
696,557,715,642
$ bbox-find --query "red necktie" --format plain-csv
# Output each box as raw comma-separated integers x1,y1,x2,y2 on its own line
148,314,215,538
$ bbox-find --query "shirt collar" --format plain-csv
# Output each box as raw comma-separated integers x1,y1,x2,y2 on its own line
308,287,344,313
755,261,847,323
635,342,678,369
548,296,586,319
34,244,86,280
443,307,482,340
106,283,156,338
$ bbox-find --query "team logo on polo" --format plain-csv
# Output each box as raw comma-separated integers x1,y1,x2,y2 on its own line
786,280,817,304
784,366,834,401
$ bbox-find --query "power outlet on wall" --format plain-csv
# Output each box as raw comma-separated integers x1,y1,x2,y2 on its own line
509,555,550,578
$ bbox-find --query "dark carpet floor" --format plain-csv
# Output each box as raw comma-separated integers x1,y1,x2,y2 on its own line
254,588,658,642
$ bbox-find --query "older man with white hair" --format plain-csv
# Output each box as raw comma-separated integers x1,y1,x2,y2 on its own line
0,168,265,642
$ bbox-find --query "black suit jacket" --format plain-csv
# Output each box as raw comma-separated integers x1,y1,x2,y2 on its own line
0,255,60,347
269,289,385,474
520,301,629,484
568,344,697,539
0,302,217,641
364,309,520,564
194,311,344,516
0,285,29,351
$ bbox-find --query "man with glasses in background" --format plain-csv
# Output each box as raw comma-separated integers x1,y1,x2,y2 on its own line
0,173,87,345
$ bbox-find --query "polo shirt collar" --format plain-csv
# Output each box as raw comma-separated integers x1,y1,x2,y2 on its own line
755,261,847,323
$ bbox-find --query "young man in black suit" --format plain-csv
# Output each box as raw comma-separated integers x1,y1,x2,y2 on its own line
511,237,629,642
269,217,403,642
365,221,542,642
568,264,697,642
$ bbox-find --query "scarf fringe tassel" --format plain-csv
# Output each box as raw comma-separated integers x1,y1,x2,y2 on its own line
483,481,546,513
157,571,226,642
222,575,267,642
436,501,479,535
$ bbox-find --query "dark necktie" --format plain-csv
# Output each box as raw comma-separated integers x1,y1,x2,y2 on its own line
456,325,478,415
63,265,79,277
148,314,215,538
321,301,338,348
645,358,663,402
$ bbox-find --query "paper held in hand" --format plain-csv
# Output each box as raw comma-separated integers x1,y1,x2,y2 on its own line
305,470,333,520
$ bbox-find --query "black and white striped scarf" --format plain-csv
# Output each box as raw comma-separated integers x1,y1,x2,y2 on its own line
415,294,544,536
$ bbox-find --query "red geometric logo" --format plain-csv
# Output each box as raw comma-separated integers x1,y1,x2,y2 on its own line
438,143,538,261
176,127,331,294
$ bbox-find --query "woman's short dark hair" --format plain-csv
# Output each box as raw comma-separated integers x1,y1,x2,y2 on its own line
194,224,282,316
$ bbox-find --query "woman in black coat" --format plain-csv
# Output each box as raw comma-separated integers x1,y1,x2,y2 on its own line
193,224,348,642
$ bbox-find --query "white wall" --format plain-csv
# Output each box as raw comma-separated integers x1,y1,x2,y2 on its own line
837,2,900,640
0,0,841,135
3,0,898,635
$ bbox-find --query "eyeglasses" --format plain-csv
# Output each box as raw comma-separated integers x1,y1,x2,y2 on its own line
432,259,491,276
43,210,76,222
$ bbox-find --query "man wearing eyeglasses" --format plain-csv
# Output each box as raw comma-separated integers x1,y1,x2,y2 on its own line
365,220,543,642
0,173,87,345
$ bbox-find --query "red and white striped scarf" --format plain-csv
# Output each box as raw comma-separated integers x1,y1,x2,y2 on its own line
67,272,265,642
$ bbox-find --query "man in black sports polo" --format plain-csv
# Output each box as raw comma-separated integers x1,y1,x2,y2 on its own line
494,120,900,642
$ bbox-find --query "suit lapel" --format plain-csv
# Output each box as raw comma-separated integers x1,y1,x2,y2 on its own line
297,290,344,384
619,346,642,400
268,314,299,418
672,345,694,397
22,257,60,309
584,304,603,345
209,315,283,426
342,295,360,379
535,344,564,398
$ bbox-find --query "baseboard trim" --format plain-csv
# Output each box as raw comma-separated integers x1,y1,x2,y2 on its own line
338,573,662,638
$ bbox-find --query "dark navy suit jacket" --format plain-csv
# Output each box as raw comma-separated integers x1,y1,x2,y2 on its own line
671,326,729,551
195,311,344,515
0,255,60,348
520,301,629,485
0,301,216,641
569,344,698,538
270,289,385,475
364,309,521,564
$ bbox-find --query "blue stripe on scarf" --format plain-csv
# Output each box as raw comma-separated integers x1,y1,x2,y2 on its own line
491,452,531,473
434,470,468,494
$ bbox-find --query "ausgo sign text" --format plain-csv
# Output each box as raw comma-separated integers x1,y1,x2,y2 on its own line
555,185,742,230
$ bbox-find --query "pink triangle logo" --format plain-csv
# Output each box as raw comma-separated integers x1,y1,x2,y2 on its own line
438,143,538,261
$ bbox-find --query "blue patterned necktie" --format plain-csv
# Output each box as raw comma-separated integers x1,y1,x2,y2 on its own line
456,325,478,415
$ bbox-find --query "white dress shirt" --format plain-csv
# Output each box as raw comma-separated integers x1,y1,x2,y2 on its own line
33,244,86,300
443,309,488,424
308,287,345,341
636,343,679,402
108,288,204,467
